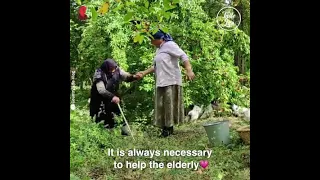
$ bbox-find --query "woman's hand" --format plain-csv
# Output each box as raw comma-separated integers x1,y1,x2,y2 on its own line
183,60,195,81
186,69,195,81
135,67,154,79
111,96,120,104
135,72,144,80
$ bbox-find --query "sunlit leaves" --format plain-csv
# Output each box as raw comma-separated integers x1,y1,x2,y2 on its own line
144,1,149,8
125,2,135,6
133,32,144,44
124,11,134,22
91,7,97,21
113,3,124,11
98,2,109,15
161,26,169,33
133,33,140,43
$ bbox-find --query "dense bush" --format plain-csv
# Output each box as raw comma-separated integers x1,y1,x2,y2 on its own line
70,0,250,123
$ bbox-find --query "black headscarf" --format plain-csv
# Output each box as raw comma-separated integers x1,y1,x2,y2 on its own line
99,59,118,77
93,59,121,92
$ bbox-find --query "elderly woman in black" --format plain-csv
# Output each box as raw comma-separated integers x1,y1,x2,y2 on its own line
90,59,140,135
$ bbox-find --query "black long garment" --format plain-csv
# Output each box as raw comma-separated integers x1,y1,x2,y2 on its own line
89,68,137,128
90,67,121,123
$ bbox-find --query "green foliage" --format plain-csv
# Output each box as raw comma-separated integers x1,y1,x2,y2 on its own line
70,174,81,180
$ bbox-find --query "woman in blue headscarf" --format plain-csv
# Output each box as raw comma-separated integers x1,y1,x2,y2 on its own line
136,29,195,137
90,59,141,135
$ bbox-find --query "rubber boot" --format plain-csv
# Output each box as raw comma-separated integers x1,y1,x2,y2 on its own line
160,127,170,137
168,126,173,135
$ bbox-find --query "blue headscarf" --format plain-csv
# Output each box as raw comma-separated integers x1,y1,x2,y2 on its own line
152,29,173,42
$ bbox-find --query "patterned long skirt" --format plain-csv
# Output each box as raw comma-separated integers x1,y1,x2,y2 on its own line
154,85,185,128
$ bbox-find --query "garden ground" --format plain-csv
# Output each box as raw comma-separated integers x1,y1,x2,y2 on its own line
70,108,250,180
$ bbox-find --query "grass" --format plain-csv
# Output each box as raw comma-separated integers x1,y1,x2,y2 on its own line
70,107,250,180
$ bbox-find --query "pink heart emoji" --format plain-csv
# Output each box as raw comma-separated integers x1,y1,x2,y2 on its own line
199,160,209,169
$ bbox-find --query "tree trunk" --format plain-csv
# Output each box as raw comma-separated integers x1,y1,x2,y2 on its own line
241,54,245,74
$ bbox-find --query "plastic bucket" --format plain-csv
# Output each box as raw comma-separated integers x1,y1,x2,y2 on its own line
203,120,230,146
